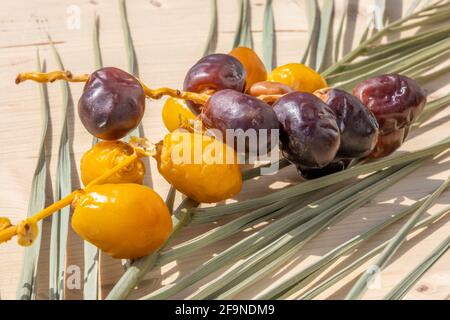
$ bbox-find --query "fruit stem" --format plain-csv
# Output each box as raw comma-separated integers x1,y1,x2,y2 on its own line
0,140,155,246
15,70,89,84
15,70,283,105
0,225,17,243
15,70,211,105
138,83,210,105
0,194,76,245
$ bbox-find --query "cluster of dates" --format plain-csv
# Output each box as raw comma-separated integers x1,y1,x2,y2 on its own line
79,48,426,179
56,50,430,258
7,47,426,260
159,48,426,178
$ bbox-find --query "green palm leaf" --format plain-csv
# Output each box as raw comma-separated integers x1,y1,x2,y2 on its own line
301,0,320,66
252,197,426,299
346,176,450,299
232,0,253,49
203,0,218,56
16,49,50,300
262,0,275,70
383,235,450,300
48,38,73,300
119,0,140,139
295,205,450,300
316,0,333,71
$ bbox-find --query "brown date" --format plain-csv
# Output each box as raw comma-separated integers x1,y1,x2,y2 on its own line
202,89,279,154
272,92,340,171
183,54,246,115
78,67,145,140
353,74,426,158
315,88,379,159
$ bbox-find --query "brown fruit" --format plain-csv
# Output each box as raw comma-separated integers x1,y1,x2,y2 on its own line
353,74,426,158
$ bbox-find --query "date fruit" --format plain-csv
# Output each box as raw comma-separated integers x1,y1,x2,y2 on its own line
183,53,246,114
273,92,340,171
314,88,379,159
353,74,426,158
249,81,294,104
78,67,145,140
268,63,327,93
202,89,279,154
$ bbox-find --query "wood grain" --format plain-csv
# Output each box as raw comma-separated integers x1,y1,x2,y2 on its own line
0,0,448,300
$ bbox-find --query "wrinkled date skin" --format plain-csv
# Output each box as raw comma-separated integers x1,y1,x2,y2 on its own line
353,74,426,158
202,89,279,154
183,54,246,114
78,67,145,140
315,88,379,159
273,92,341,171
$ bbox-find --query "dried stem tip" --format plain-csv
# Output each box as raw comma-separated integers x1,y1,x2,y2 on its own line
15,70,89,84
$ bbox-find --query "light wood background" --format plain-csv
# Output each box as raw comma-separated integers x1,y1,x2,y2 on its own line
0,0,449,300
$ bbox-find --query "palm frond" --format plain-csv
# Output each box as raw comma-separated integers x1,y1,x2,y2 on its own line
346,176,450,299
316,0,334,71
16,49,50,300
373,0,386,30
296,205,450,300
262,0,275,70
142,161,425,299
333,0,347,63
48,38,73,300
383,235,450,300
203,0,218,56
192,161,426,300
301,0,320,66
119,0,140,139
232,0,253,48
254,197,426,299
189,137,450,223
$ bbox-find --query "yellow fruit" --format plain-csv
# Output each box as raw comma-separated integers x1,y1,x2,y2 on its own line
268,63,327,93
80,140,145,186
157,131,242,203
162,97,196,132
72,184,172,259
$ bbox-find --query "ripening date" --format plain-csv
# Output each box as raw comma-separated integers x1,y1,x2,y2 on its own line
315,87,379,159
78,67,145,140
273,92,341,171
202,89,279,154
183,53,246,114
353,73,426,158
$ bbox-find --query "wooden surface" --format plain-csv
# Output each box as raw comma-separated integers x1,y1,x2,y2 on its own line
0,0,449,300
